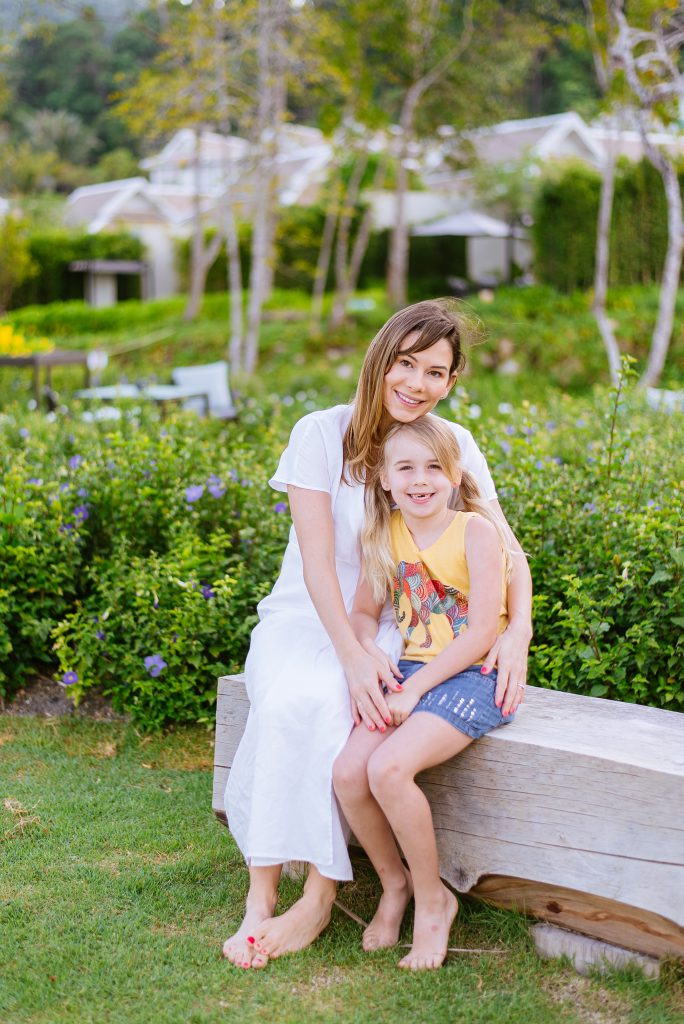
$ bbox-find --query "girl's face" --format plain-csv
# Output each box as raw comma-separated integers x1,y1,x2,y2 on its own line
382,335,457,423
380,434,460,522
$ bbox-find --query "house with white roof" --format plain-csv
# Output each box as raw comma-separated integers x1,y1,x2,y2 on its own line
66,126,333,299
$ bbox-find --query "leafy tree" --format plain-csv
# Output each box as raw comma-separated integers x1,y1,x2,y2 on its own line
0,214,36,313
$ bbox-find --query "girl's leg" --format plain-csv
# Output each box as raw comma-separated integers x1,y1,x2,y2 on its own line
222,863,282,969
333,725,413,950
250,864,337,959
367,714,473,970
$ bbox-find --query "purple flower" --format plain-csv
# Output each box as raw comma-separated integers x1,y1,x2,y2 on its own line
545,421,556,431
499,440,511,456
60,482,71,493
201,585,215,600
504,425,515,436
69,455,83,470
185,484,204,504
61,671,78,686
551,456,563,466
576,418,586,428
27,477,43,486
208,475,225,499
77,488,88,498
229,469,238,482
535,460,544,470
19,427,29,439
583,502,597,513
274,501,288,514
59,523,75,534
96,630,106,641
144,654,167,677
73,505,89,523
241,479,251,488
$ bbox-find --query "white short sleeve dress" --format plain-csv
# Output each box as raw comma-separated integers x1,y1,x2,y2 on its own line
225,404,496,881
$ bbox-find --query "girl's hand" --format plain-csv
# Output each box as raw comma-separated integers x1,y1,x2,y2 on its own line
344,647,393,731
360,638,404,693
386,687,420,727
483,620,532,717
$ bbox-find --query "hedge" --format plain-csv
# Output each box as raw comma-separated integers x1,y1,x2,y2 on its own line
10,231,145,309
533,158,684,292
1,377,681,729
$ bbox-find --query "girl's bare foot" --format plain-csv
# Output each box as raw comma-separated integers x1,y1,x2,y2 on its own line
363,867,413,951
222,900,275,969
398,885,458,970
252,876,336,959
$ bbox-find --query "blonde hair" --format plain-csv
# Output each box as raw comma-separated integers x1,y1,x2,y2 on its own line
342,299,475,483
362,417,513,604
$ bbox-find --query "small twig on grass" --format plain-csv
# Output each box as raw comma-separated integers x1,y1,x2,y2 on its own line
2,797,42,841
333,899,505,955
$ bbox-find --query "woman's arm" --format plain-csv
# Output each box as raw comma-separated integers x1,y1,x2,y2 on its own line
484,499,533,715
288,485,397,731
386,516,503,725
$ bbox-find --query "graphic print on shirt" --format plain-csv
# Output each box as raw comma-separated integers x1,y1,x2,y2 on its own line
392,559,469,649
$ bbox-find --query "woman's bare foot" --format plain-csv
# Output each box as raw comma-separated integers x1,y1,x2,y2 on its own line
363,867,413,951
398,885,458,970
222,899,275,969
252,874,336,959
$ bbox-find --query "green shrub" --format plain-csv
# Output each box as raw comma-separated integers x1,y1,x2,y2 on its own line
477,370,683,708
9,231,145,309
52,536,272,729
533,158,684,292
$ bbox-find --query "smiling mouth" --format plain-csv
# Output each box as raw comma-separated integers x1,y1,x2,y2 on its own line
395,390,423,407
408,492,434,503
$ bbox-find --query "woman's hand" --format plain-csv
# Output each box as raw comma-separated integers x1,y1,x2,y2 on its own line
344,645,396,732
360,638,404,692
483,619,532,717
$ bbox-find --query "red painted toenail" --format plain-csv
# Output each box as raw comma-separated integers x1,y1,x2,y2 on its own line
247,936,255,943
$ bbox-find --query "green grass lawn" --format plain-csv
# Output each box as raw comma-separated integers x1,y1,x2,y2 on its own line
2,717,682,1024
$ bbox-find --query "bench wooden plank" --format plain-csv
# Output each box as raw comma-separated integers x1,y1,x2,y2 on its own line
213,674,684,957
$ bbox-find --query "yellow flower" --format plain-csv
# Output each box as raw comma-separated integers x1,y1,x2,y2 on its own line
0,324,54,356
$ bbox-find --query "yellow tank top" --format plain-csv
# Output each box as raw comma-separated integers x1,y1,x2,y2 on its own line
389,509,508,662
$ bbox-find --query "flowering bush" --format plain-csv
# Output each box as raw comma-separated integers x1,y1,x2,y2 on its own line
0,409,291,720
477,369,682,710
1,368,681,727
0,323,53,356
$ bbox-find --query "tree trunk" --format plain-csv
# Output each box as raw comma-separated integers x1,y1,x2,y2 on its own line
640,150,683,387
184,130,224,322
386,122,411,309
329,151,369,328
225,200,244,372
592,136,621,385
310,176,341,335
347,155,389,296
244,0,286,375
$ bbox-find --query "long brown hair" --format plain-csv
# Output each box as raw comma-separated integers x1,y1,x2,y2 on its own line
362,418,512,603
342,299,476,483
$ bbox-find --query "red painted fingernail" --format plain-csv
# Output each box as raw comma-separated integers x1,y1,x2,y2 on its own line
384,717,391,724
247,936,255,944
396,684,403,690
369,724,375,731
481,666,489,674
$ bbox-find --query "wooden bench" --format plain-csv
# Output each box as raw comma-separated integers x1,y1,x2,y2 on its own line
213,675,684,959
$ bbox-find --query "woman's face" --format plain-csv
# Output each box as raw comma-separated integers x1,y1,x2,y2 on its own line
382,335,457,423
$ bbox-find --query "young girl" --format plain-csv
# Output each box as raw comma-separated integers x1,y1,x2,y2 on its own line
333,416,514,971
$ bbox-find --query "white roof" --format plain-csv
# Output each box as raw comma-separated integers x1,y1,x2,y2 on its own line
412,211,524,238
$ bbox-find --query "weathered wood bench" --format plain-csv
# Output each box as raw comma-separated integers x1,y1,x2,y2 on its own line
213,675,684,960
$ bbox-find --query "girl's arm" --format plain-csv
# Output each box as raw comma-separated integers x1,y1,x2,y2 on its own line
288,485,398,731
386,516,504,725
484,500,533,716
350,571,404,684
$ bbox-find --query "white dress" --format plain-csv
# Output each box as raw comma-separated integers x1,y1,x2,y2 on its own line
225,404,496,881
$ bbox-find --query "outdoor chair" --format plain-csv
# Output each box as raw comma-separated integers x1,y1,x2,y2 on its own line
171,360,237,419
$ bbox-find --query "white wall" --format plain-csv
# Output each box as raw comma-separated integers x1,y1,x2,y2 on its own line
467,237,533,283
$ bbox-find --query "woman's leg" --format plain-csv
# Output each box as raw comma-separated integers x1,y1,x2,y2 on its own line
250,864,337,959
222,863,282,969
333,725,413,950
367,714,473,970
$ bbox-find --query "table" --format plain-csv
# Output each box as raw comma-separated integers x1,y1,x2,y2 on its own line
0,350,91,407
75,383,211,417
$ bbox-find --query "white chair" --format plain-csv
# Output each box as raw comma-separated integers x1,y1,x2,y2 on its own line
171,360,237,419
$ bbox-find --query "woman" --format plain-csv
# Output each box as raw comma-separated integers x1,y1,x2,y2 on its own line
223,300,532,969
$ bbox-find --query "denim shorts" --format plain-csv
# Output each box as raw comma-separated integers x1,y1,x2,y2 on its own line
398,659,515,740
